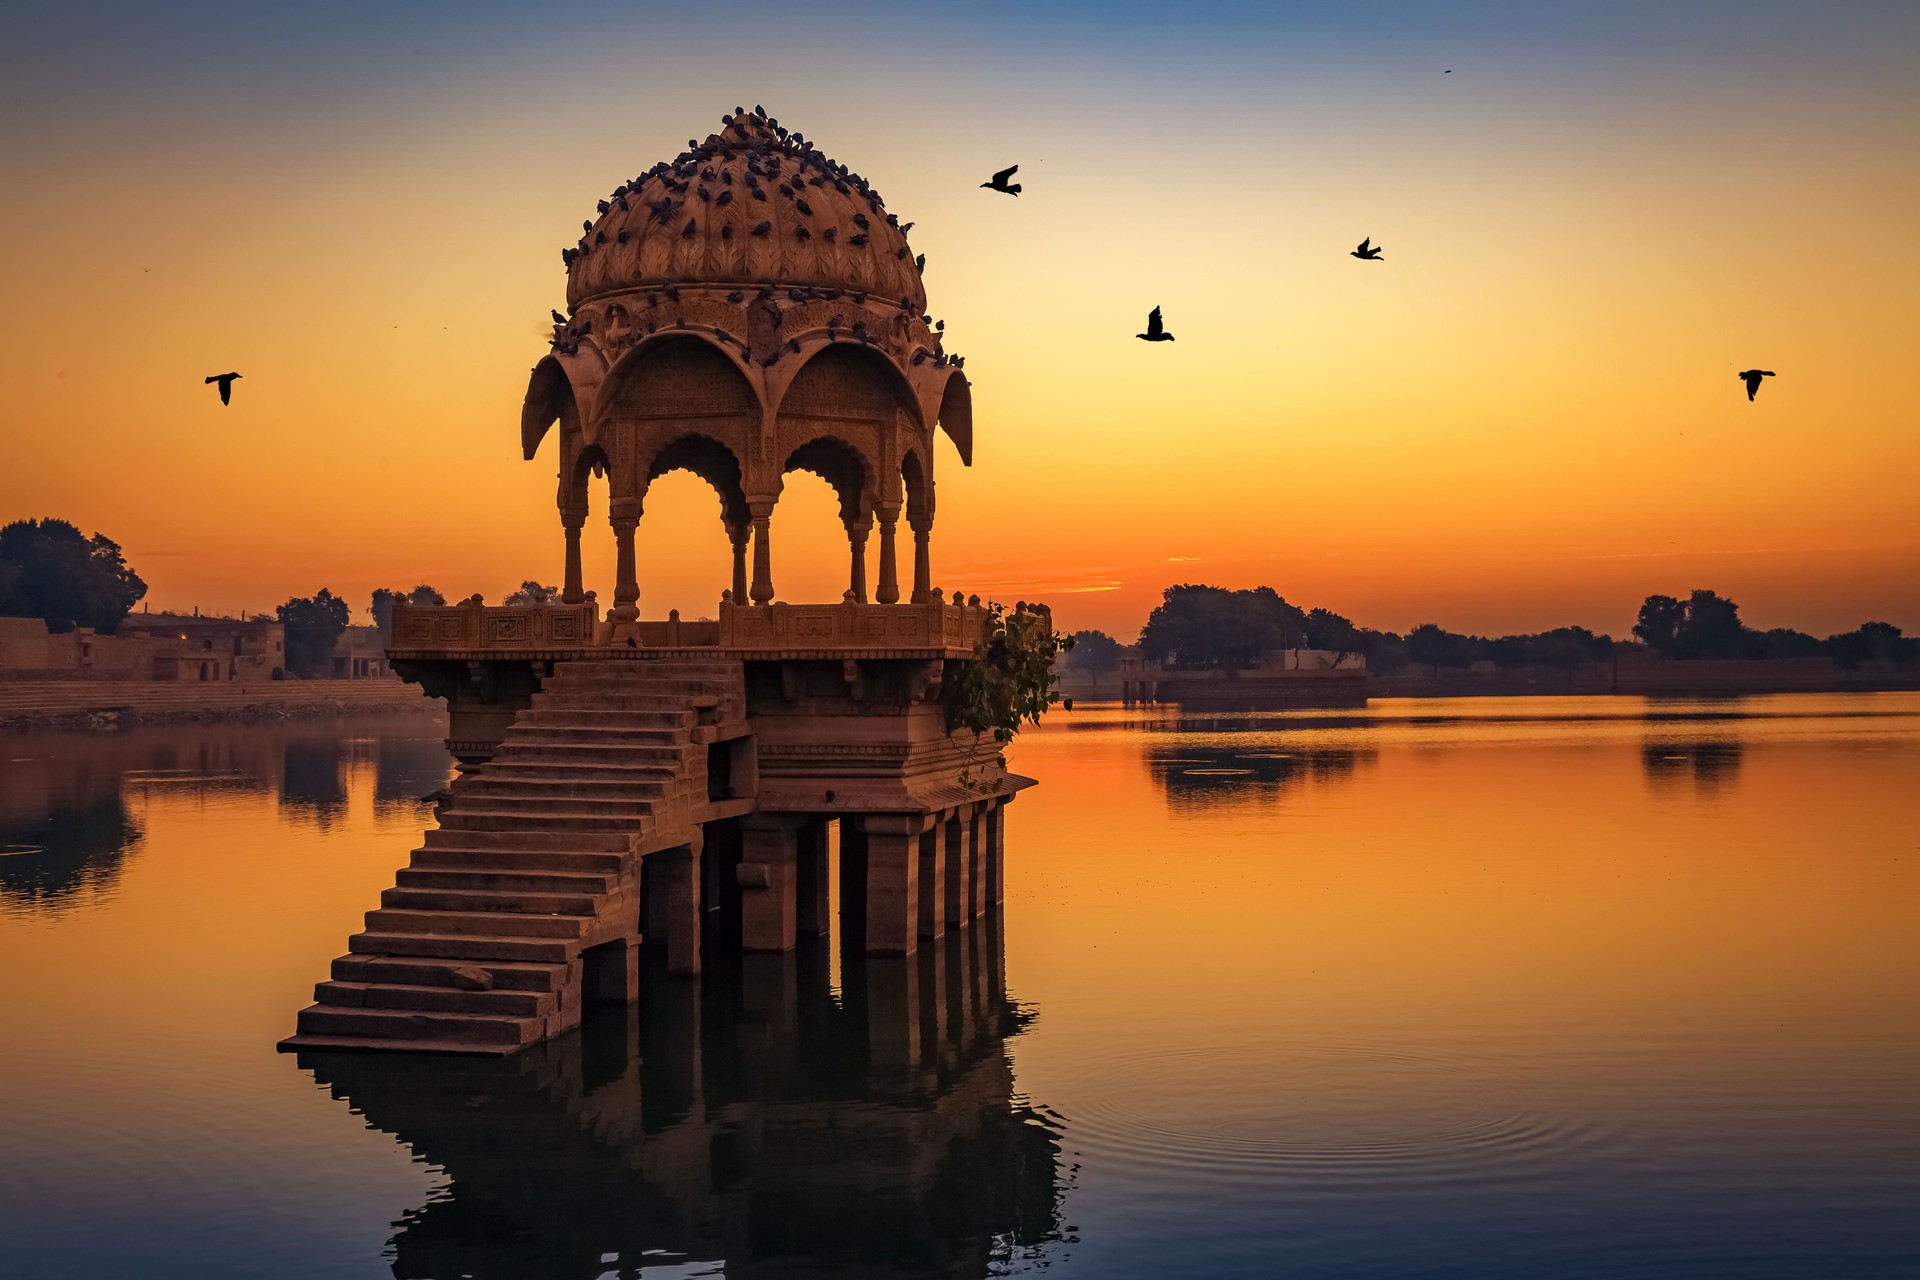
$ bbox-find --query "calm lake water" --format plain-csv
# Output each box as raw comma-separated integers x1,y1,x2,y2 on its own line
1,694,1916,1279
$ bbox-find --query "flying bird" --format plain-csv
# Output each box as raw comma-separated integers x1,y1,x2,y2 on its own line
1136,307,1174,342
1737,369,1775,401
1351,237,1383,260
981,164,1021,196
205,372,241,404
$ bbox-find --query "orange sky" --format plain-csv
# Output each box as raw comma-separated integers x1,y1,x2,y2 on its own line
2,4,1916,640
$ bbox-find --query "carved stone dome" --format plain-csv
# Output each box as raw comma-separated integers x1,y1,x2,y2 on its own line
564,109,927,313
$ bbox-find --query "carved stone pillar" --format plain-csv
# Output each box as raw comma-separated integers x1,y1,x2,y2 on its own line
725,520,749,604
909,515,932,605
860,814,921,955
560,507,586,604
749,501,775,605
943,811,971,926
847,517,872,603
739,815,799,953
917,824,945,940
875,508,900,605
656,836,702,977
609,498,640,625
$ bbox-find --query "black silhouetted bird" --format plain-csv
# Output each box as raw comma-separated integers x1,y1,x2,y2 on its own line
205,372,241,404
551,309,566,325
1136,307,1173,342
1738,369,1775,401
1351,237,1383,260
981,165,1021,196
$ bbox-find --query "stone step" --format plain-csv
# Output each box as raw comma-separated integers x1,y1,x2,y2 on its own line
410,845,626,874
490,742,692,765
395,867,615,895
315,980,555,1018
296,1003,539,1047
529,692,710,712
277,1033,518,1057
330,953,568,992
505,725,688,745
365,907,588,940
438,808,652,833
420,829,629,854
478,756,683,779
380,886,600,916
515,708,693,729
464,774,672,798
347,930,575,964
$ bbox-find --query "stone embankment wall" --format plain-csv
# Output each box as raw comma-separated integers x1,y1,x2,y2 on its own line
0,680,440,732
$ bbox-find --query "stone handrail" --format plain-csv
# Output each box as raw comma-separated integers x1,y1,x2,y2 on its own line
384,593,998,656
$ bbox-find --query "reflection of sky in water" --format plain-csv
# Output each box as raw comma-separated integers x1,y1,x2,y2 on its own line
0,695,1915,1278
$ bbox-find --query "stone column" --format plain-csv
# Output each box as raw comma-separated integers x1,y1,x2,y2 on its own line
738,816,798,953
656,836,702,977
861,814,921,955
846,517,872,603
560,507,587,604
917,825,945,940
909,514,933,605
725,520,749,603
748,501,775,605
943,812,971,927
796,819,832,938
986,800,1007,905
875,508,900,605
609,498,640,625
966,808,987,919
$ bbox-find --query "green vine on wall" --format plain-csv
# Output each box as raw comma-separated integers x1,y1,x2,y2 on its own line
943,602,1073,790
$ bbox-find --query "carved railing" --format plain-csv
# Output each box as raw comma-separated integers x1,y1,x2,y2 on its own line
716,595,989,652
387,599,600,655
383,593,994,657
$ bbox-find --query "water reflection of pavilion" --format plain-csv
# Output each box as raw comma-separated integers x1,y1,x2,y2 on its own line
299,917,1064,1279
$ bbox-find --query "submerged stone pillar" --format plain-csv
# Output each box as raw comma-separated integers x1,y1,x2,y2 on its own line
656,836,702,977
796,819,832,938
986,800,1007,905
943,811,972,926
726,520,749,604
917,824,945,939
909,514,932,605
875,508,900,605
861,814,921,954
966,807,987,918
749,501,775,604
560,506,587,604
738,816,799,952
609,498,640,625
846,517,872,603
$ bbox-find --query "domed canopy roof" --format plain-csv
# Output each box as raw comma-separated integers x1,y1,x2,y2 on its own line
565,109,926,312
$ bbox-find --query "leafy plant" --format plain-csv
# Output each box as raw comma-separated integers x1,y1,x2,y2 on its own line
944,602,1073,753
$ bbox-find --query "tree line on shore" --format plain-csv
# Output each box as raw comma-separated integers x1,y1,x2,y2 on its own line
1062,584,1917,678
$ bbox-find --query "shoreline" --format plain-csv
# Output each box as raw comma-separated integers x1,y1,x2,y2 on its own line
0,680,445,734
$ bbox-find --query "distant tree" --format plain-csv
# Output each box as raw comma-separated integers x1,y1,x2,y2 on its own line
278,589,352,677
1406,623,1475,673
1758,628,1822,659
371,584,446,638
503,580,560,606
1633,594,1687,655
1064,630,1123,690
1356,628,1409,673
1484,635,1532,670
1826,621,1915,669
1139,584,1305,669
1303,607,1363,666
1532,625,1612,670
0,518,148,634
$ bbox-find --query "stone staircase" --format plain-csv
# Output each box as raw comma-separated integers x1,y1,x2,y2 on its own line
279,656,745,1055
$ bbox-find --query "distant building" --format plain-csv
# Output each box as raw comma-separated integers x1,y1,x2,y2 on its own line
0,612,286,682
1118,646,1367,706
329,625,393,679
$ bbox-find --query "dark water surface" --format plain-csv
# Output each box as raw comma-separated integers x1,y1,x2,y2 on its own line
0,695,1915,1278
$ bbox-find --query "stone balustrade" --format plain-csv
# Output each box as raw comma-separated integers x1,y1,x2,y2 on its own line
386,592,993,660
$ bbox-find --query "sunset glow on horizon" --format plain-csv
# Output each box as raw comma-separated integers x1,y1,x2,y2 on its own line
4,2,1915,640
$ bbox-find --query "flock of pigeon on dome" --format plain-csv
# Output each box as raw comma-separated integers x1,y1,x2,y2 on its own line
201,105,1778,404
